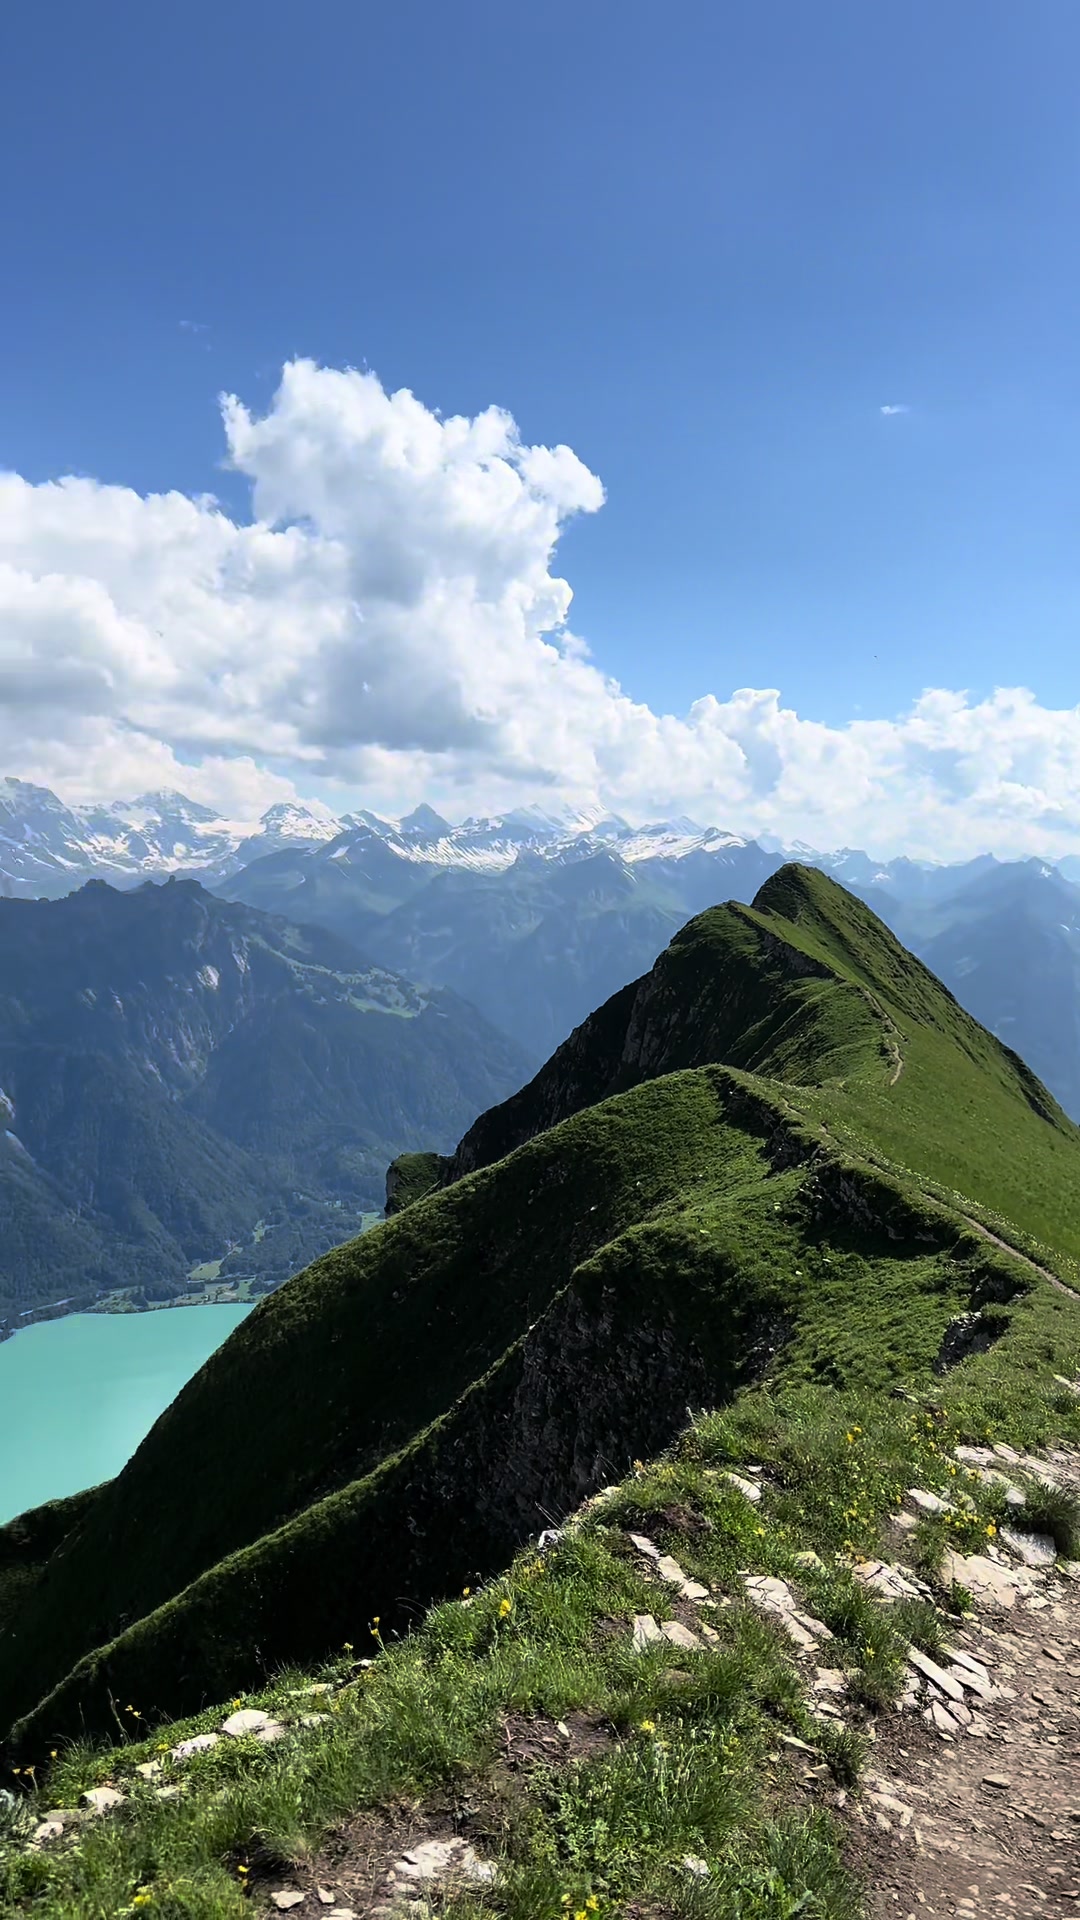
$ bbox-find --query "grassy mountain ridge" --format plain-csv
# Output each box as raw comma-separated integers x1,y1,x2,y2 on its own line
446,869,1080,1269
4,866,1080,1755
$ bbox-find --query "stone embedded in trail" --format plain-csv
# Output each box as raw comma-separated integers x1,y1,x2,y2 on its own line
814,1667,847,1693
982,1773,1012,1789
270,1894,306,1912
171,1731,219,1759
905,1487,954,1516
83,1786,125,1815
1000,1527,1057,1568
943,1647,991,1681
632,1613,664,1650
964,1463,1027,1503
868,1790,914,1827
942,1550,1021,1610
155,1785,182,1801
629,1532,660,1560
134,1760,162,1780
256,1720,289,1743
222,1708,272,1737
907,1647,966,1703
394,1836,496,1884
742,1574,832,1650
724,1471,763,1504
928,1700,962,1735
661,1619,703,1651
853,1558,925,1600
655,1553,710,1601
680,1578,711,1602
33,1818,64,1843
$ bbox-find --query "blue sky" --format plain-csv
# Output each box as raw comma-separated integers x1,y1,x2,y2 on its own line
3,2,1080,854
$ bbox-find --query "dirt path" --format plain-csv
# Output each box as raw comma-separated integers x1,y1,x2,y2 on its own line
254,1463,1080,1920
856,1587,1080,1919
959,1215,1080,1303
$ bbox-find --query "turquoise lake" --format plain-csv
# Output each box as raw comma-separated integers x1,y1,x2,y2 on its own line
0,1306,252,1524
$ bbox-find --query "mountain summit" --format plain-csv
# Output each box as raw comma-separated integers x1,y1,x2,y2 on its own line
3,866,1079,1750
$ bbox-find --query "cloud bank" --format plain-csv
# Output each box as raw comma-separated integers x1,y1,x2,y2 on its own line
1,356,1078,859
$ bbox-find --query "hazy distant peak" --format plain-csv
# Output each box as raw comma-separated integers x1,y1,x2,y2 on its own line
399,804,453,837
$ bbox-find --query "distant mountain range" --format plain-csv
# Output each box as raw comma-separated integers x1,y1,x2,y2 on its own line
0,879,527,1327
0,778,342,897
7,776,1080,1123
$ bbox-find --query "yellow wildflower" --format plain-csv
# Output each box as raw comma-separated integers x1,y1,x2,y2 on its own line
499,1596,513,1618
638,1718,656,1733
586,1899,600,1913
986,1522,996,1536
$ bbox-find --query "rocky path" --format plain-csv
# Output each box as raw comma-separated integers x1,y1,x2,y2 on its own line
17,1449,1080,1920
841,1442,1080,1920
858,1592,1080,1919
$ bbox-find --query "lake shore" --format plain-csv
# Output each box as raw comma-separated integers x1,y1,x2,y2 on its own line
0,1305,254,1523
1,1211,385,1341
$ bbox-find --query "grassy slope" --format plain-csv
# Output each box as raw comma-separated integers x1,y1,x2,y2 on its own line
3,1308,1080,1919
5,868,1080,1755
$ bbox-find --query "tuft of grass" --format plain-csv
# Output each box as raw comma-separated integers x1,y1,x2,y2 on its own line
889,1597,946,1659
815,1719,867,1789
1016,1478,1080,1558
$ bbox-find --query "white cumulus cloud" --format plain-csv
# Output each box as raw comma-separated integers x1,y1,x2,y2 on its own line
0,357,1077,859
